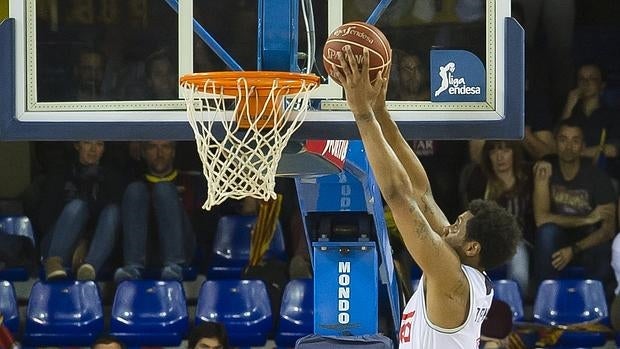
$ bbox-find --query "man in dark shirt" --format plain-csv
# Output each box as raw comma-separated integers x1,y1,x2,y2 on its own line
533,119,616,283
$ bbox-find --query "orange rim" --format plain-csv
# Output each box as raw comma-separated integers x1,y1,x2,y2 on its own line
179,71,321,96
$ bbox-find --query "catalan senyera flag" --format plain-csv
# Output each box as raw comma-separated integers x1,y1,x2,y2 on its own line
248,194,283,267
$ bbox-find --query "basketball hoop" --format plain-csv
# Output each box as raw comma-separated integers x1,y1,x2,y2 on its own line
180,71,320,210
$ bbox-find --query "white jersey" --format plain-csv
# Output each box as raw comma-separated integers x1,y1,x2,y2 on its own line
399,265,493,349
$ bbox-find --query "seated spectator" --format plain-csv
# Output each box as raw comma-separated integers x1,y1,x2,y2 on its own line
39,141,124,280
92,335,126,349
533,119,616,284
462,141,533,294
188,322,229,349
561,63,620,177
114,141,197,282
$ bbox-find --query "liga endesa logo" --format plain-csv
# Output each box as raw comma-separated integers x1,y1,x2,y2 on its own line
434,62,482,97
430,50,486,102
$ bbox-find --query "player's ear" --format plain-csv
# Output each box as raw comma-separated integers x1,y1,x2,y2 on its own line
463,240,481,257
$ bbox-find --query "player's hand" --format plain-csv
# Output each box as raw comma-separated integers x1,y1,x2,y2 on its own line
371,59,391,113
552,247,574,270
533,161,552,182
331,46,385,117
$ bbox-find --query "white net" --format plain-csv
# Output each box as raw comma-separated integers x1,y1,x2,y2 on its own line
181,73,319,210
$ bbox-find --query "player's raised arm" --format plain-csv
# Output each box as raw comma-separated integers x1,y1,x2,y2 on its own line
370,63,449,232
331,46,462,286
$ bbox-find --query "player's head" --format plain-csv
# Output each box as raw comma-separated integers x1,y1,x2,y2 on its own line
74,140,105,166
141,140,176,176
443,199,521,270
554,118,584,164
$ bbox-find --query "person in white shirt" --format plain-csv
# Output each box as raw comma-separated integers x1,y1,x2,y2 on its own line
330,46,521,348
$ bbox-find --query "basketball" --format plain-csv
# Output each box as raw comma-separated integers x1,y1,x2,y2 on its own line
322,21,391,84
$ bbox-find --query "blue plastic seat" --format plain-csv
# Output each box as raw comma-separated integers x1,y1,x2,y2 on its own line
493,279,524,321
0,216,35,281
0,280,19,335
0,216,35,245
533,279,608,348
196,279,272,347
110,280,188,346
24,280,103,346
208,215,287,279
276,279,314,347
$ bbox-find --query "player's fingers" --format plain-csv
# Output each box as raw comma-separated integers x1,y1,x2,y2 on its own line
336,51,351,78
361,48,370,80
330,63,344,85
374,69,386,90
344,46,359,78
383,60,392,80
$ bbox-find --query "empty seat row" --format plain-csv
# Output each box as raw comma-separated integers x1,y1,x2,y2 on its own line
0,278,313,347
493,279,609,348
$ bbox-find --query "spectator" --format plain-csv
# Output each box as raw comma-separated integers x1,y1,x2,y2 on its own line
187,322,229,349
561,63,620,177
387,50,429,101
462,141,533,294
533,119,616,284
144,49,178,100
92,335,126,349
73,49,107,101
114,141,197,282
39,141,124,281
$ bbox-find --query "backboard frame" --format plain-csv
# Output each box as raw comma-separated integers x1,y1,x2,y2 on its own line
0,0,523,140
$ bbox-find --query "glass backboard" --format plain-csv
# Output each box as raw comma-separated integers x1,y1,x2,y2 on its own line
0,0,523,140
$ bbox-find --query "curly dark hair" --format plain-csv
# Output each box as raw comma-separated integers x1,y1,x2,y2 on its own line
465,199,522,270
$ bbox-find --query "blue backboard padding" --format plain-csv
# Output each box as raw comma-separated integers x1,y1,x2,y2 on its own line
313,241,378,336
0,18,15,140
